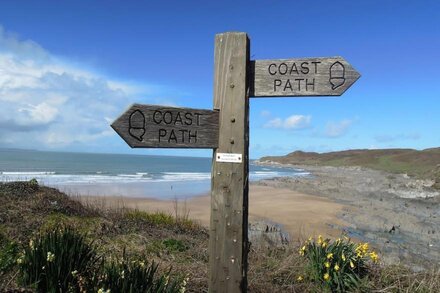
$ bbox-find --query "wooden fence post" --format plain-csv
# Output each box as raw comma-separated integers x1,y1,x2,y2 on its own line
209,32,250,292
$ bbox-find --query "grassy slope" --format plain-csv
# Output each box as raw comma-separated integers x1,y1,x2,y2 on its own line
0,181,210,292
0,181,314,292
0,181,439,292
261,148,440,181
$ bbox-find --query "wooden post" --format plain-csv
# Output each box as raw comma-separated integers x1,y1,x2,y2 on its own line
209,32,250,292
110,31,361,293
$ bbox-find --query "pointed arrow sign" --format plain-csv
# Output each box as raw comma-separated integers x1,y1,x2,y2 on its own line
250,56,360,97
111,104,219,148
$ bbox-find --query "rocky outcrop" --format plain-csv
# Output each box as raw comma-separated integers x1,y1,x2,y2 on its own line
248,220,289,247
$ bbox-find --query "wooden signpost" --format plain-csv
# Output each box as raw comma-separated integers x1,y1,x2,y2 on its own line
111,32,360,293
111,104,219,148
250,57,360,97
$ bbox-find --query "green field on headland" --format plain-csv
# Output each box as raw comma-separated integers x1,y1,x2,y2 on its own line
0,181,439,292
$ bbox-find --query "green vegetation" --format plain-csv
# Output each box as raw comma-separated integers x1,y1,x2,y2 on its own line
162,239,188,253
0,180,439,292
125,210,175,226
261,148,440,183
299,235,378,292
100,257,184,293
17,227,184,292
18,227,100,292
0,240,19,273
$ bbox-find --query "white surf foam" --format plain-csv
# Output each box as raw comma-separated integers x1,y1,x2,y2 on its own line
1,169,309,185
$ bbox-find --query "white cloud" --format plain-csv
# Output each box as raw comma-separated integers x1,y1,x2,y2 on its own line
0,26,159,149
18,102,59,124
264,115,311,130
325,119,353,138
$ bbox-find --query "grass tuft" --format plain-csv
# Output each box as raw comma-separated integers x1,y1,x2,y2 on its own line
125,210,175,226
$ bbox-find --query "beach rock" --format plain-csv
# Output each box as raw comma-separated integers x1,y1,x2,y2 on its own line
248,221,289,247
254,163,440,268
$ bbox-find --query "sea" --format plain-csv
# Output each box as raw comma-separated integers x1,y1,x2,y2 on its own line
0,149,308,199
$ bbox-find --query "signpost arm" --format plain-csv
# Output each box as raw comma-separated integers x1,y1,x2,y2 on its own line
209,32,250,292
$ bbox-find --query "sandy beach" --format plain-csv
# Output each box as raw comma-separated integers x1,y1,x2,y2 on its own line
79,185,347,241
78,164,440,269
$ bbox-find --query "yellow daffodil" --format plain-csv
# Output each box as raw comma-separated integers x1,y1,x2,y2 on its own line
299,245,306,256
342,252,346,261
297,275,303,281
362,243,369,253
323,273,330,281
46,251,55,262
318,235,323,244
327,253,333,259
356,242,369,256
350,260,355,268
325,261,331,268
180,277,189,293
334,264,340,271
369,251,379,263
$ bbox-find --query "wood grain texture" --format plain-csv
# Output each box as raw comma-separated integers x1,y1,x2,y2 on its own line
111,104,219,148
250,56,360,97
209,32,250,293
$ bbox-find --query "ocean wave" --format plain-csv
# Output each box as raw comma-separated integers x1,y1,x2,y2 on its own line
160,172,211,181
117,174,145,178
0,169,309,185
1,171,56,175
0,173,152,184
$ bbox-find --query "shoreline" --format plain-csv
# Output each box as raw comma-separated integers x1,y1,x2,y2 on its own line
76,163,440,269
77,184,347,241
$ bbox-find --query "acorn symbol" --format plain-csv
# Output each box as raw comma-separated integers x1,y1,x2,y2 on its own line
128,110,145,141
329,61,346,90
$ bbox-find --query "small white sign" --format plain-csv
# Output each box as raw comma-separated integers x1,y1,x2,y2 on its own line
216,153,242,163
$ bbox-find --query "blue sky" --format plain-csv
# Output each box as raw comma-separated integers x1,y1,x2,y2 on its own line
0,0,439,158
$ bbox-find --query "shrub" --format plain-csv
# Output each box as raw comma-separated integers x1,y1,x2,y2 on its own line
97,257,185,293
29,178,38,187
0,241,19,273
162,239,188,253
18,227,100,292
299,235,379,292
